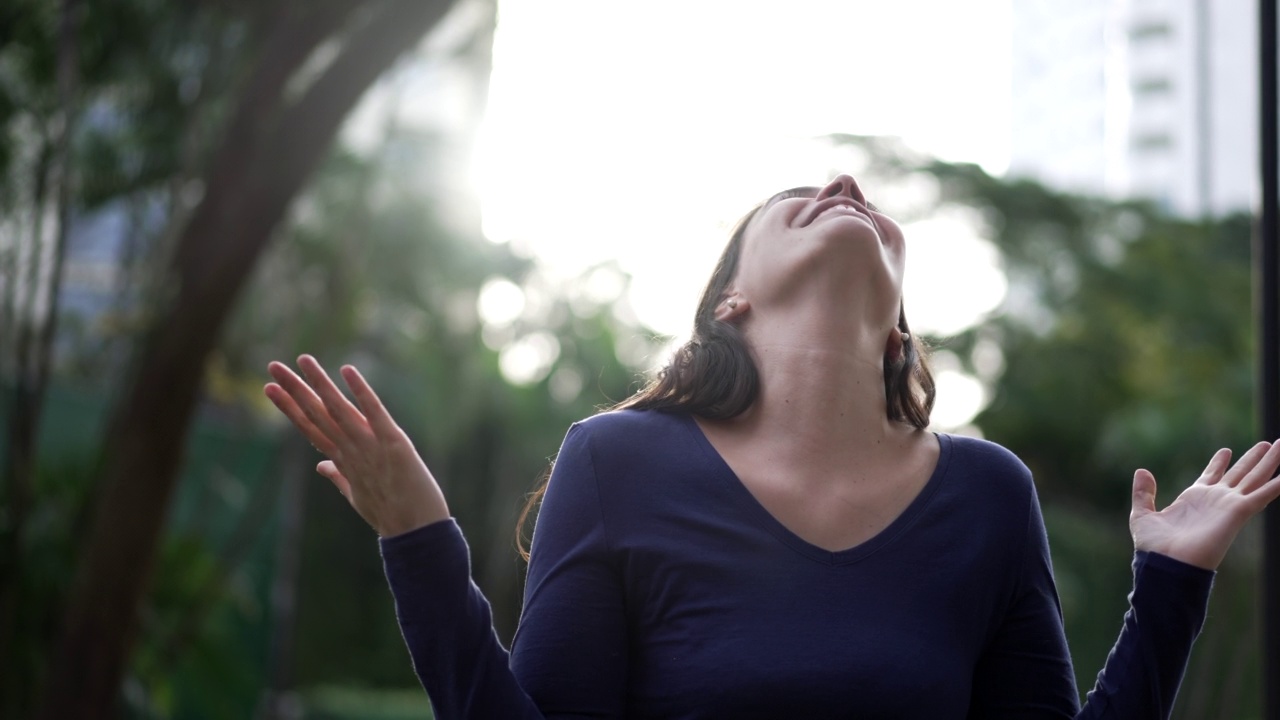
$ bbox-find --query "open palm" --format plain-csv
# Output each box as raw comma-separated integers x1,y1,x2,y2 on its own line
1130,441,1280,570
264,355,449,538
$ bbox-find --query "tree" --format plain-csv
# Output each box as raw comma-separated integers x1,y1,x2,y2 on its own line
30,2,463,716
3,2,647,714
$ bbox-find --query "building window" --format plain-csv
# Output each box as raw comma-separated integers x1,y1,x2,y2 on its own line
1132,132,1174,151
1129,22,1172,41
1132,77,1173,95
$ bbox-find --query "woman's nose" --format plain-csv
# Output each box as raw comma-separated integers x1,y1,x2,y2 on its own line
817,174,866,204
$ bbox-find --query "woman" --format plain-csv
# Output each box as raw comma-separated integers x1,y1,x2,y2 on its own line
265,175,1280,719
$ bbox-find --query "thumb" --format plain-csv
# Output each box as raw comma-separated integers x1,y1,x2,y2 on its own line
317,460,353,499
1131,468,1157,521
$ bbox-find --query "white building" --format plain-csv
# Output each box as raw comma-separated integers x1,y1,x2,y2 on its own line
1009,0,1256,217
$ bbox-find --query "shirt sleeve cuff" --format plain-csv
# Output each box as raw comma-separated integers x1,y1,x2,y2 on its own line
1133,550,1216,609
379,518,471,588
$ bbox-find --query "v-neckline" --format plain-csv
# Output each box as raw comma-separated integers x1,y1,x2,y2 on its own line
679,413,952,566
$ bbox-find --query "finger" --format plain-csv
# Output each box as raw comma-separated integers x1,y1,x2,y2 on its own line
268,361,348,446
1237,441,1280,494
1199,448,1233,485
340,364,399,437
297,355,370,439
1131,468,1157,521
1246,470,1280,511
1223,441,1272,487
263,381,341,458
317,460,354,499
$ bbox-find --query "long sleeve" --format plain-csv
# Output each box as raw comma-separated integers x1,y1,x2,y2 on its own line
379,423,627,719
380,520,544,719
1073,551,1215,719
968,489,1215,720
509,423,629,716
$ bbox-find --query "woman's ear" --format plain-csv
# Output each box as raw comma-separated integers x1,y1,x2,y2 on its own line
884,326,905,362
714,294,749,322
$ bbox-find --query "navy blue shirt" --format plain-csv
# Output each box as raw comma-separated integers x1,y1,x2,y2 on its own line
380,409,1214,719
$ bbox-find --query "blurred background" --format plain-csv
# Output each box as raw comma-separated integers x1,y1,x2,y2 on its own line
0,0,1267,717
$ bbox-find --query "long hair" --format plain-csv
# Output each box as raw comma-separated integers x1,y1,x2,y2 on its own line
517,202,937,558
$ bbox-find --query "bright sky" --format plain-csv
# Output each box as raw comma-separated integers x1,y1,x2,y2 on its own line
468,0,1013,427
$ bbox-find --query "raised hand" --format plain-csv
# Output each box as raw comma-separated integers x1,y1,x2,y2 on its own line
264,355,449,537
1130,441,1280,570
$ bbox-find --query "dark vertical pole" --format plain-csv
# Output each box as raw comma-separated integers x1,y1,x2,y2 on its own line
1260,0,1280,717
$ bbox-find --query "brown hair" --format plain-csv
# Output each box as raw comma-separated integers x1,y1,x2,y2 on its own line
517,202,937,558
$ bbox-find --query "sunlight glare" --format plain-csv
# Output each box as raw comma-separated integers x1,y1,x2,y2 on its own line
475,0,1011,340
477,276,525,327
499,332,561,386
928,351,989,430
902,211,1008,336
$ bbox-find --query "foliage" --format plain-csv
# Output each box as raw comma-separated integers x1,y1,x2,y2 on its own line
302,685,434,720
0,0,513,716
0,455,89,714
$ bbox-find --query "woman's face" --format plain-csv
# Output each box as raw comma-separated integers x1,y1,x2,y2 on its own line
729,174,907,321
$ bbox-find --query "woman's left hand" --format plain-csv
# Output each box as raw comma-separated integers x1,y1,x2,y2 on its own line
1130,441,1280,570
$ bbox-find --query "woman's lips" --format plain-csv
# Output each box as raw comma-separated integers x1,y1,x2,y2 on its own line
806,203,873,227
818,205,871,221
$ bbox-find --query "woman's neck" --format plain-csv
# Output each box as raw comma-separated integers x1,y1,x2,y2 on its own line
722,312,914,469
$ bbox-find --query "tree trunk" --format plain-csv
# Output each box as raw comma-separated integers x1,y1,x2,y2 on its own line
257,439,312,720
35,2,457,717
0,2,79,711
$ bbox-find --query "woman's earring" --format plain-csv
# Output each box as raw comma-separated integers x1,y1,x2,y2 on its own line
900,332,911,344
728,300,738,310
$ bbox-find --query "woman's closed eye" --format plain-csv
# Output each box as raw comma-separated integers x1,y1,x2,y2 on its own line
766,188,816,207
777,188,813,202
762,187,878,214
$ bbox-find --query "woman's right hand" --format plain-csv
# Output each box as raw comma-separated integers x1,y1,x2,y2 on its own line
264,355,449,537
